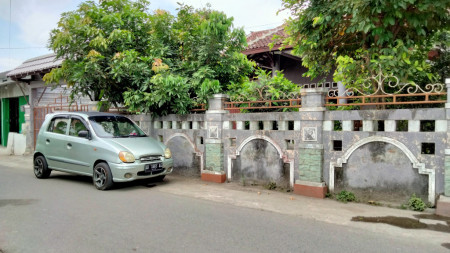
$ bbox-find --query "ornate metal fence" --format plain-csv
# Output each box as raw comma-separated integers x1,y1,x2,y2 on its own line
190,73,447,112
325,72,446,107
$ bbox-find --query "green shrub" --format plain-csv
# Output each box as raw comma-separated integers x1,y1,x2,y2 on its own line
407,194,427,212
336,190,357,203
227,69,301,112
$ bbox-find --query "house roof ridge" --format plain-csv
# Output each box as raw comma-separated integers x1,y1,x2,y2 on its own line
22,53,57,63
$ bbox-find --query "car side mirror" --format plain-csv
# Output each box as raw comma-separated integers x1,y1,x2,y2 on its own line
78,130,90,139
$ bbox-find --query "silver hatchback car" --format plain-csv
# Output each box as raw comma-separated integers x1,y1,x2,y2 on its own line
34,112,173,190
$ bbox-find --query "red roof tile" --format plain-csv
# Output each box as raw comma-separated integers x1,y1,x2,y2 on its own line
243,25,290,55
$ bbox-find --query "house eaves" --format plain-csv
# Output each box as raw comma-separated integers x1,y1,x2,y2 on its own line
6,53,62,80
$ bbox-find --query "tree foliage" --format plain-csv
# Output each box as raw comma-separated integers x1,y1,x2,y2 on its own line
45,0,254,115
429,31,450,83
227,69,301,112
281,0,450,89
228,69,300,101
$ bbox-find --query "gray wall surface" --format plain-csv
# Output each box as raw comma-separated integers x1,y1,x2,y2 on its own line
233,139,289,188
166,136,201,177
335,142,428,203
142,88,449,206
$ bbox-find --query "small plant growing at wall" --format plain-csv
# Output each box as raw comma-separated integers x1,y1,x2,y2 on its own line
240,176,246,186
399,204,408,210
336,190,357,203
367,200,382,206
407,194,427,212
264,182,277,190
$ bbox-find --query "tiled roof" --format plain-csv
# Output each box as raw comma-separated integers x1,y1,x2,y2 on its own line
243,25,290,55
7,53,62,79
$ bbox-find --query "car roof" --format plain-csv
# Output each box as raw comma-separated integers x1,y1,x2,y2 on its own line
47,111,125,118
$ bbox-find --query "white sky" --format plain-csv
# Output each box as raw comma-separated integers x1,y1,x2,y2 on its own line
0,0,290,73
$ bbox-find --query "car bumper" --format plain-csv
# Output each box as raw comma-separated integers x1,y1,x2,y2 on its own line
110,158,174,182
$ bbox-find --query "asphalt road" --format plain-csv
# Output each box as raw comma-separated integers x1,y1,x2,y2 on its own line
0,163,448,253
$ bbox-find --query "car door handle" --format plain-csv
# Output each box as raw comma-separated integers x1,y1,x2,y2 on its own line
67,143,72,149
46,139,50,144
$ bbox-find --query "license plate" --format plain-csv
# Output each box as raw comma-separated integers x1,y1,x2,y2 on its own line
145,163,162,172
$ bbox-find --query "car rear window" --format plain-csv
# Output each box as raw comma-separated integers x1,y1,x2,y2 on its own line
47,117,70,134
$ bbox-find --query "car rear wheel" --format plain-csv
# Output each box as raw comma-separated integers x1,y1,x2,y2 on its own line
34,155,51,179
93,162,113,190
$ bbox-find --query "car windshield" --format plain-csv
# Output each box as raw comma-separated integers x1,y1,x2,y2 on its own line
89,115,147,138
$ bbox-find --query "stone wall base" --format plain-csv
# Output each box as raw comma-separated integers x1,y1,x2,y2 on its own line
201,171,226,183
436,196,450,217
293,180,327,199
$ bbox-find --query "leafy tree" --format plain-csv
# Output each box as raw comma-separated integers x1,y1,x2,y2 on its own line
45,0,153,107
45,0,253,115
429,31,450,83
280,0,450,91
123,4,254,115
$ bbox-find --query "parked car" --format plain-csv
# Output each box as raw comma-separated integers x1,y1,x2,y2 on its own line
33,112,173,190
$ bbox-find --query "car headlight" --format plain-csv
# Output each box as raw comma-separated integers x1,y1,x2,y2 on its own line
119,151,135,163
164,148,172,159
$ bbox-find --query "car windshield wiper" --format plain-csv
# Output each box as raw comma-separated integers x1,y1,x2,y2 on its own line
128,135,147,138
114,135,130,138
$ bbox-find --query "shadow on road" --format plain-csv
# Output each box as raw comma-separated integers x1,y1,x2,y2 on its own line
0,199,38,208
113,177,169,190
50,174,92,186
49,172,174,191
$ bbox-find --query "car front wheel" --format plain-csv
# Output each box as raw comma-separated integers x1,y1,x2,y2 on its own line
93,162,113,190
153,175,166,182
34,155,51,179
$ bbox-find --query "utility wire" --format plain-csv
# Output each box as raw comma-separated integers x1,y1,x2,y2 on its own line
246,22,284,29
0,47,47,50
8,0,11,68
